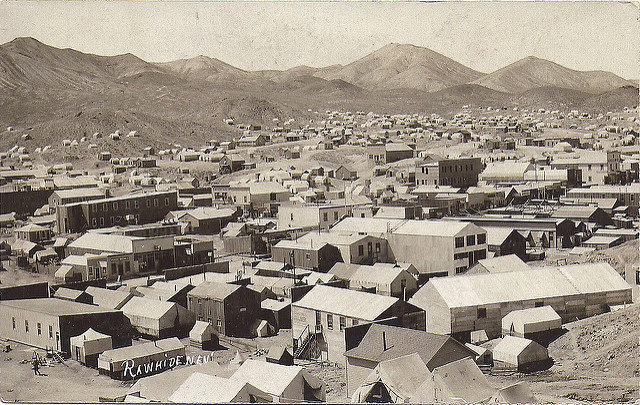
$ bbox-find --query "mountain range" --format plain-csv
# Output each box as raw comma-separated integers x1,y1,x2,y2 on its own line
0,37,637,150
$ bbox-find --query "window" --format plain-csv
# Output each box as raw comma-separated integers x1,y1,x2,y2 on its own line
113,202,118,210
290,213,294,221
103,203,108,212
92,218,97,226
455,237,464,248
323,212,328,222
535,301,544,308
467,235,476,246
334,211,339,221
339,316,346,331
125,201,130,209
454,252,468,260
25,320,29,333
327,314,333,330
456,266,467,274
12,317,15,330
477,233,486,245
37,323,42,336
165,197,169,206
352,319,359,326
88,267,94,277
135,200,139,209
305,252,311,261
49,325,53,339
358,245,364,256
99,217,105,226
375,242,381,253
315,311,321,326
146,199,151,207
154,199,158,207
475,249,486,260
477,308,487,319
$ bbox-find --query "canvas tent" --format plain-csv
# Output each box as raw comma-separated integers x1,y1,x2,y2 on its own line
168,372,271,403
350,353,431,403
501,305,562,338
492,335,550,371
70,328,113,368
230,359,326,402
489,382,537,403
411,357,496,404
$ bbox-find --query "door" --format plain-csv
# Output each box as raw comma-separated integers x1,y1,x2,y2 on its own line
75,346,81,361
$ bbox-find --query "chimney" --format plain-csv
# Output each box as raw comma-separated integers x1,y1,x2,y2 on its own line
382,331,387,351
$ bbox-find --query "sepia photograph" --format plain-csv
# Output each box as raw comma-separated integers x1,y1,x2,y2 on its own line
0,0,638,403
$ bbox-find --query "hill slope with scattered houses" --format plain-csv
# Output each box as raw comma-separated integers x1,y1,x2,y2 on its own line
1,37,637,151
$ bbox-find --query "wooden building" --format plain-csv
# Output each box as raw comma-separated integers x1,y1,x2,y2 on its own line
409,262,632,341
187,282,262,337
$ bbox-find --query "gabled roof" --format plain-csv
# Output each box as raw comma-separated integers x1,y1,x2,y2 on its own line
410,262,630,309
413,357,495,404
493,335,540,356
120,296,176,320
177,207,238,221
293,285,398,320
188,281,241,301
393,220,480,237
328,262,362,279
16,223,48,232
481,226,521,246
85,286,133,309
472,254,530,274
168,372,268,403
53,287,85,300
99,337,184,363
71,327,111,342
0,298,115,316
348,263,412,286
502,305,561,326
331,217,407,236
230,359,305,397
551,205,601,219
68,233,142,254
351,353,431,403
345,323,473,367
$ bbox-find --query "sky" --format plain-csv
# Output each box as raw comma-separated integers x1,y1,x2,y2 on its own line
0,1,638,79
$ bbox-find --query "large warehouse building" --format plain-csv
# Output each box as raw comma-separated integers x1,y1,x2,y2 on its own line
409,262,632,341
0,298,132,354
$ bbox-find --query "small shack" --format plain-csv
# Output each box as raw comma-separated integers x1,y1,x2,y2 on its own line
501,305,562,340
252,319,276,338
189,320,219,350
265,346,294,366
492,335,550,371
261,298,291,330
70,328,113,368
